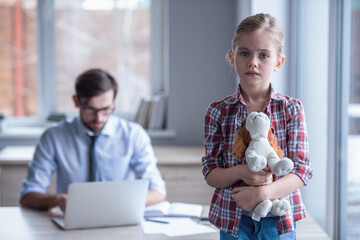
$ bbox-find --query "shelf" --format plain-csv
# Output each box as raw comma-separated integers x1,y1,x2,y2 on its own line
146,129,176,139
154,146,203,165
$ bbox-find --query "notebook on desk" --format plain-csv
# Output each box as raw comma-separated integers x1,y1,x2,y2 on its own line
52,179,149,230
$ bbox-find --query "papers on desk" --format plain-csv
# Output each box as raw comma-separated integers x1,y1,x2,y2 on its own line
142,201,216,237
142,217,216,237
144,201,203,218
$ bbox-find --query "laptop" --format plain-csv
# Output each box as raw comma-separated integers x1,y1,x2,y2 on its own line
52,179,149,230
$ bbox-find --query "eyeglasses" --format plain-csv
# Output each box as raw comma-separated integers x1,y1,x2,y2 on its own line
78,102,115,116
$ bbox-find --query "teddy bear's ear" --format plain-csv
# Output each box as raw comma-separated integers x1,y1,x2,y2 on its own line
232,131,247,161
271,127,275,134
232,119,250,161
267,129,284,158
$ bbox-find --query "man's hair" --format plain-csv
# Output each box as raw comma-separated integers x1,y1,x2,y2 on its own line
75,68,118,101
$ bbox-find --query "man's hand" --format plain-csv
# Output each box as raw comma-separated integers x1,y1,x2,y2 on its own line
146,189,165,206
20,192,68,212
56,194,67,213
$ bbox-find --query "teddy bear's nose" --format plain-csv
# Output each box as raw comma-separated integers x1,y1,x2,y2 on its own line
253,112,264,121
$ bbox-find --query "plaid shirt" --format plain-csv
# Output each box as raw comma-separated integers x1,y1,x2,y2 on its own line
202,84,313,237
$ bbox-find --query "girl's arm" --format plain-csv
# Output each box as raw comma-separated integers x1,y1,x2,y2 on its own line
230,173,303,211
205,165,273,189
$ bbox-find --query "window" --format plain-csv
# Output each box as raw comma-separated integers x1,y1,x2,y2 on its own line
0,0,37,117
347,0,360,239
0,0,162,125
55,0,152,115
332,0,360,239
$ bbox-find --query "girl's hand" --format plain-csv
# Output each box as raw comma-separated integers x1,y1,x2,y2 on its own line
240,165,273,186
230,185,266,211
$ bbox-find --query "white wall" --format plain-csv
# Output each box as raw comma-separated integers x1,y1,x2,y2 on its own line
295,0,329,230
251,0,291,95
154,0,237,145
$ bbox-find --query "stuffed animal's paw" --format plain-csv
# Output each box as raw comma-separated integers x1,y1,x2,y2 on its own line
247,153,267,172
270,199,291,216
252,199,272,222
271,157,294,176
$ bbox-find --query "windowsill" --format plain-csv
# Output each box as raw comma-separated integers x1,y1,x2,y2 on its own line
0,127,45,140
0,145,203,165
0,127,177,140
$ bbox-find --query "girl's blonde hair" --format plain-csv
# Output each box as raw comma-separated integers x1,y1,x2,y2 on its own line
231,13,284,57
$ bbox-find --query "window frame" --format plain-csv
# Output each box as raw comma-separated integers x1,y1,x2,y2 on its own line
38,0,56,125
328,0,351,239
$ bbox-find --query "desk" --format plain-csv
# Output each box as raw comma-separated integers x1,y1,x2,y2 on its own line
154,146,212,204
0,146,331,239
0,146,56,205
0,207,219,240
0,207,331,240
0,146,36,205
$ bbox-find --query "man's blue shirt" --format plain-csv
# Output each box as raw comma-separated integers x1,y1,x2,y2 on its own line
20,115,166,198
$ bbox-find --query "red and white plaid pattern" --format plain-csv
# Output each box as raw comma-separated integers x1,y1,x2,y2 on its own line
202,84,313,237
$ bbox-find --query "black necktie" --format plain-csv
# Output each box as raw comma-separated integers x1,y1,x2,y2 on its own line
89,135,99,181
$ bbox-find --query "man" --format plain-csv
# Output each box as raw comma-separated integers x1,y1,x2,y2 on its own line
20,68,166,212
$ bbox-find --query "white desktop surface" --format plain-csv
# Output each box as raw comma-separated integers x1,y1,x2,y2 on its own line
0,146,330,239
0,207,219,240
0,207,331,240
0,145,35,164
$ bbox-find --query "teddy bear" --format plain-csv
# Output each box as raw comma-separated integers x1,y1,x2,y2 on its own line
232,111,294,221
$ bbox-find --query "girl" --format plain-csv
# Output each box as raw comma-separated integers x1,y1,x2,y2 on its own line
202,13,313,239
